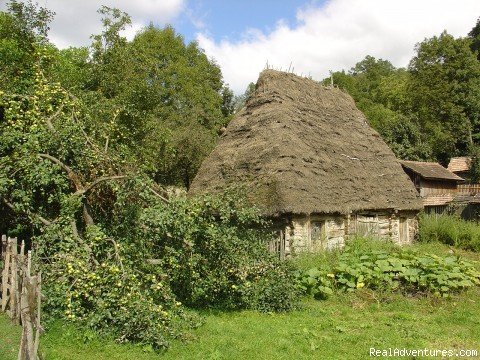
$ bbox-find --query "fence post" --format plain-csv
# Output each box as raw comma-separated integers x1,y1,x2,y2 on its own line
279,230,285,261
1,234,6,262
1,235,6,303
10,237,19,323
33,272,42,357
1,237,12,311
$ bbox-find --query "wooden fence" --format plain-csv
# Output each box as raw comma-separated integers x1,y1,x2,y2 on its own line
458,184,480,194
268,230,286,260
1,235,42,360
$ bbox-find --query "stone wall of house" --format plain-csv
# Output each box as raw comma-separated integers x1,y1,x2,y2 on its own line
407,212,419,245
323,216,345,249
282,211,418,255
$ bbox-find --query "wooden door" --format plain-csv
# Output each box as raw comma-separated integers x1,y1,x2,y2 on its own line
399,217,409,243
356,214,379,238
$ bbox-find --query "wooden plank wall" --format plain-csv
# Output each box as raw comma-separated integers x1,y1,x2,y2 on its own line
419,179,457,197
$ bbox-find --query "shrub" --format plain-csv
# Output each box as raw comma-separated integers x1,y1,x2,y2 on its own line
418,214,480,251
139,190,299,312
37,221,196,350
36,185,299,351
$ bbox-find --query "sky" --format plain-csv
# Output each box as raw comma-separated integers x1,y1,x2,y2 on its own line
1,0,480,93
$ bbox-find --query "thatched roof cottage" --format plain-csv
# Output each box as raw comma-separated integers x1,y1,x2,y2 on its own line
189,70,423,254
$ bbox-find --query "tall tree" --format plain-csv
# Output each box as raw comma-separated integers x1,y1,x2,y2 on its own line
408,31,480,163
468,17,480,60
0,0,54,93
55,8,231,188
326,56,430,161
113,24,229,187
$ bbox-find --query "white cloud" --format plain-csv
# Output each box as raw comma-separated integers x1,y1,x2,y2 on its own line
24,0,185,48
185,6,207,30
197,0,480,93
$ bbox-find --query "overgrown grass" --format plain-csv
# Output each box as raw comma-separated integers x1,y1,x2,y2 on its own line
418,214,480,252
292,236,401,271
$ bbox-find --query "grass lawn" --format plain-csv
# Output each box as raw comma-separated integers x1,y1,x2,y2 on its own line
1,242,479,360
0,313,21,359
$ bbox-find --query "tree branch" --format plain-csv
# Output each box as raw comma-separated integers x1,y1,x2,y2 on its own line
147,186,170,203
107,237,125,275
38,153,84,191
71,110,97,150
104,109,121,153
71,220,99,266
82,204,94,226
2,198,52,226
104,136,110,153
75,175,127,196
45,103,64,132
37,154,96,225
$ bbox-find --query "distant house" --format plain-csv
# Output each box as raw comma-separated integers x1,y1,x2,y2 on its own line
400,160,464,213
190,70,423,255
447,157,480,219
448,157,471,181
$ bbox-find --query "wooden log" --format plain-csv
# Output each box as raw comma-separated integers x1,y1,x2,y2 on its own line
16,255,41,360
27,251,31,277
33,272,42,358
0,235,6,304
17,241,25,324
18,274,34,360
17,316,25,360
11,237,19,323
1,234,6,263
17,272,28,360
27,275,37,359
1,237,11,311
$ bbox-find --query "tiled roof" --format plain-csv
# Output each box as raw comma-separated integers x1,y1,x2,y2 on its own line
400,160,464,182
447,157,471,173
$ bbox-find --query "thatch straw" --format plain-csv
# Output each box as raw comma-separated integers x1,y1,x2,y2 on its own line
190,70,422,216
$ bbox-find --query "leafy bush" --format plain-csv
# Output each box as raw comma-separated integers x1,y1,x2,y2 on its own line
297,240,480,300
37,221,197,350
139,189,299,312
418,214,480,252
36,185,299,350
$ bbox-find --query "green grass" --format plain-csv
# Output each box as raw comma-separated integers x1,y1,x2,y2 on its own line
0,314,21,359
1,241,480,360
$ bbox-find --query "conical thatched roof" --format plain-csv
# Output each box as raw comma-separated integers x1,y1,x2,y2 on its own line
189,70,423,216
